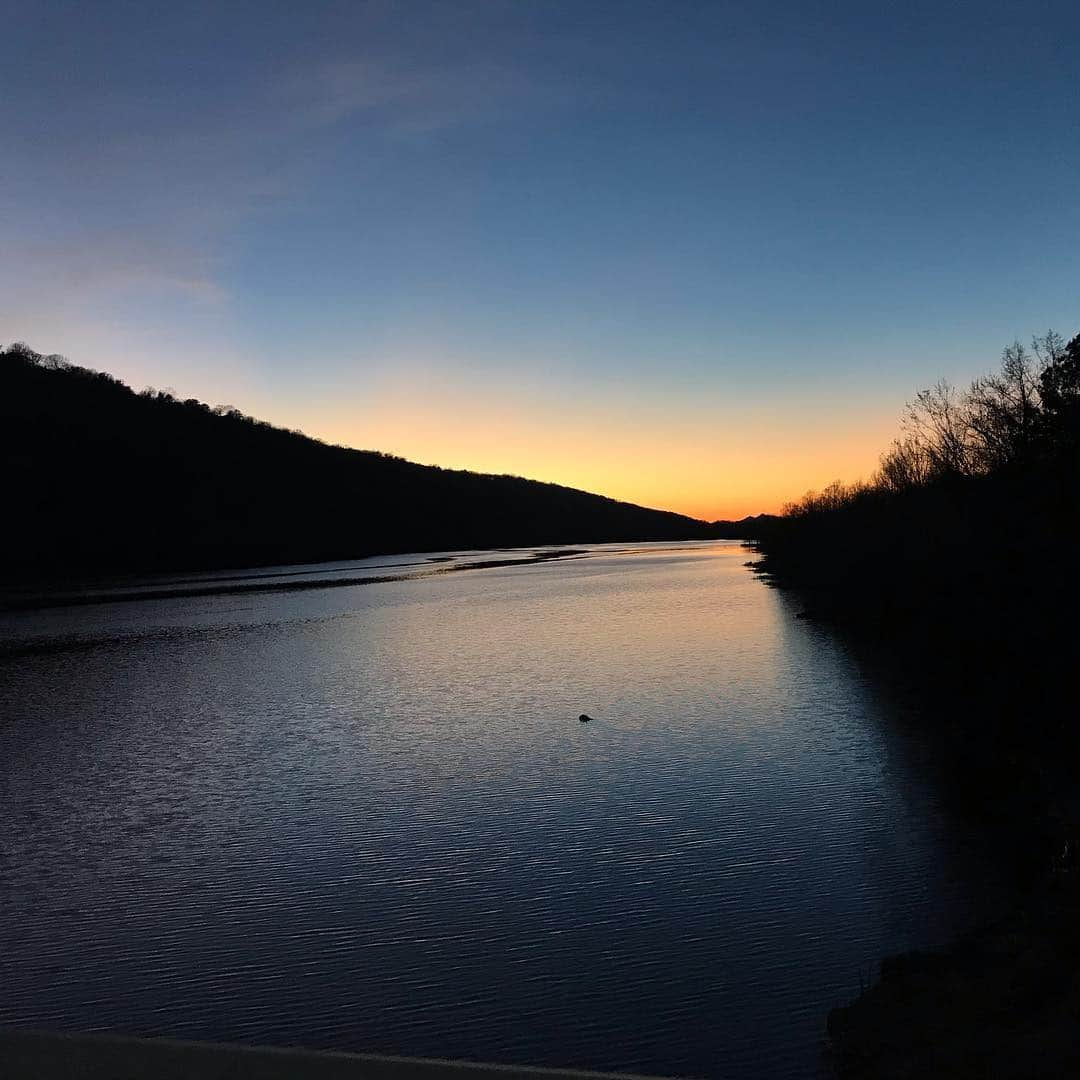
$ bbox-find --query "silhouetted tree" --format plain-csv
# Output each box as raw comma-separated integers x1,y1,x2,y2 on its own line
1039,332,1080,439
751,328,1080,743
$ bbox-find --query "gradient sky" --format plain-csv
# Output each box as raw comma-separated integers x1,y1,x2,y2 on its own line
3,1,1078,519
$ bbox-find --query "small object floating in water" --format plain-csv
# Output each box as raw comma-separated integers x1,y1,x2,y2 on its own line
578,713,593,723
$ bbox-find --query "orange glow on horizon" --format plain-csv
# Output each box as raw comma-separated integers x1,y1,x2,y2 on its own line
273,376,899,523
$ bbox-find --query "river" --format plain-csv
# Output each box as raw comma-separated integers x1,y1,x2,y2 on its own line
0,541,1012,1077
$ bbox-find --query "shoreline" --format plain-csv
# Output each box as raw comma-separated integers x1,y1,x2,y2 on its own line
747,541,1080,1078
0,548,607,614
825,872,1080,1078
0,540,744,614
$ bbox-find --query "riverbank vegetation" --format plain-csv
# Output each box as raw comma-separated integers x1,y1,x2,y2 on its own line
750,333,1080,1078
826,870,1080,1079
0,343,716,583
752,330,1078,732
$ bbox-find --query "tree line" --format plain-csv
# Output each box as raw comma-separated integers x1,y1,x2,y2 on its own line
0,343,714,584
785,331,1079,516
752,329,1080,742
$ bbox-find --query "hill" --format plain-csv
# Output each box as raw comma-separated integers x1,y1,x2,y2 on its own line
0,343,716,583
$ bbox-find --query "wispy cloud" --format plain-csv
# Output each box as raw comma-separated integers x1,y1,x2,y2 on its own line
277,51,571,136
1,20,570,325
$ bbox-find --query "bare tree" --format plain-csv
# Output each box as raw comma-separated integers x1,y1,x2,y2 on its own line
964,341,1043,469
875,433,933,492
903,379,975,477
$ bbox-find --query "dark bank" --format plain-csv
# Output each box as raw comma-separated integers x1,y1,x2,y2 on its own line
749,331,1080,1078
0,344,730,587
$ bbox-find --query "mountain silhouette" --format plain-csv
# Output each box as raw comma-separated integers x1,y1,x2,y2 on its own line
1,343,722,583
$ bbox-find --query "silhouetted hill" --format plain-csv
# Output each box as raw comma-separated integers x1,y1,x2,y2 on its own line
710,512,779,537
1,343,715,582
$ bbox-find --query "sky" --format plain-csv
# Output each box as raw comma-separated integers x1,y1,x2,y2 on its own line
3,0,1078,519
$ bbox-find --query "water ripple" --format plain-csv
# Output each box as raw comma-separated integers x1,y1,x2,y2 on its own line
0,542,1012,1078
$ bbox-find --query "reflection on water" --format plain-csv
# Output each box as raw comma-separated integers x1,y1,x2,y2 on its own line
0,542,1011,1078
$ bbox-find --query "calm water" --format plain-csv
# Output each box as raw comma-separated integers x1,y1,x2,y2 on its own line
0,541,1010,1077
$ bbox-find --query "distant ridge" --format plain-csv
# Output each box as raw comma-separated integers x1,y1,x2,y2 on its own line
1,344,729,582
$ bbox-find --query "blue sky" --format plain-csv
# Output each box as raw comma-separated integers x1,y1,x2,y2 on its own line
3,0,1077,516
